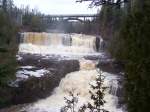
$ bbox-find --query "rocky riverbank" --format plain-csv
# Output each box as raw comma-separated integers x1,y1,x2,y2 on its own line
1,53,79,109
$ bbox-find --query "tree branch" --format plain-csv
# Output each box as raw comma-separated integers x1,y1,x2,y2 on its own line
76,0,129,7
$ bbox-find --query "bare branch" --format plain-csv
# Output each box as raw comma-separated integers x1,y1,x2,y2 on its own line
76,0,129,7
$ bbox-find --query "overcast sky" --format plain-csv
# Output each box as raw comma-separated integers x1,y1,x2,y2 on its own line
14,0,99,15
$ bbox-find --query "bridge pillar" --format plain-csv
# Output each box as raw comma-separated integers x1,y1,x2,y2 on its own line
83,17,86,22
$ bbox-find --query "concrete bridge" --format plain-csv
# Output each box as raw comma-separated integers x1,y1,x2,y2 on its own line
41,14,99,23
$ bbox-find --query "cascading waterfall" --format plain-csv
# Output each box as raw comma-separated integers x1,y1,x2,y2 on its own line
20,59,123,112
15,33,123,112
109,79,119,96
19,32,100,56
21,33,68,45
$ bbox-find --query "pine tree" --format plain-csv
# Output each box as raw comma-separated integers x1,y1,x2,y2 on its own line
0,0,18,107
61,61,108,112
61,91,79,112
79,68,108,112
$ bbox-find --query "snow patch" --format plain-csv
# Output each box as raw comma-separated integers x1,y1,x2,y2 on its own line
16,54,23,61
20,66,35,69
16,69,50,78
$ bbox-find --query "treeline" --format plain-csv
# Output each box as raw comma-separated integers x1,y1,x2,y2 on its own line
18,5,100,34
20,6,46,32
0,0,48,107
0,0,18,107
98,0,150,112
0,1,100,34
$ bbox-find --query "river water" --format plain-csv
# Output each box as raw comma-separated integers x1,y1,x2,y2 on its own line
15,32,123,112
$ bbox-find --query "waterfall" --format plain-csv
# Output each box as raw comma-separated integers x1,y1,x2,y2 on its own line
62,34,72,46
15,33,124,112
109,79,119,96
18,33,101,56
21,33,63,45
21,60,123,112
20,33,96,48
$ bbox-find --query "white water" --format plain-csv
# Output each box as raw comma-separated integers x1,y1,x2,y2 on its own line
18,60,123,112
19,33,102,59
17,33,123,112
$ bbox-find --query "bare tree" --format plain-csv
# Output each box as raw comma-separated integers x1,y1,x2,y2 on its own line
76,0,128,7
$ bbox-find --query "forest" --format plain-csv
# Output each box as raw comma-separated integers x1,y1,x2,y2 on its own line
0,0,150,112
97,0,150,112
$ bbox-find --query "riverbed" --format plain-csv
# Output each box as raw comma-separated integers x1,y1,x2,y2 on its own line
0,33,124,112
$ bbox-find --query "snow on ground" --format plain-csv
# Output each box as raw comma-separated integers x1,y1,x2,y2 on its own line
16,54,23,61
20,66,36,69
16,67,50,79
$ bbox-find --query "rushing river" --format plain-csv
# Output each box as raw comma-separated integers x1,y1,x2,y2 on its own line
14,32,123,112
19,33,102,57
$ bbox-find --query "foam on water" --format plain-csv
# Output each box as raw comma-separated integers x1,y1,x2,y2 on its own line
19,43,99,55
18,33,103,59
20,60,123,112
16,33,123,112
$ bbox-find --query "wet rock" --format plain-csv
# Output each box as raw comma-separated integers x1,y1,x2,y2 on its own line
11,54,79,105
0,104,29,112
117,75,126,108
97,57,124,74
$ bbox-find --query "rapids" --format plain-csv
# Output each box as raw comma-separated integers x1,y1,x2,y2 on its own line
14,33,123,112
19,59,123,112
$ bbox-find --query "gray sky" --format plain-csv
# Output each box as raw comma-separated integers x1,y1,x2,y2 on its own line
14,0,99,15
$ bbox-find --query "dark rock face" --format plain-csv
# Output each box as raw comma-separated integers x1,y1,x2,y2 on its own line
11,53,79,105
117,75,126,108
97,60,124,74
96,37,100,52
96,53,124,74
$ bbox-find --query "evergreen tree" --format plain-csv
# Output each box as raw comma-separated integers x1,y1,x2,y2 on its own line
116,1,150,111
107,0,150,112
61,91,79,112
61,67,108,112
0,0,18,107
79,69,108,112
77,0,150,112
